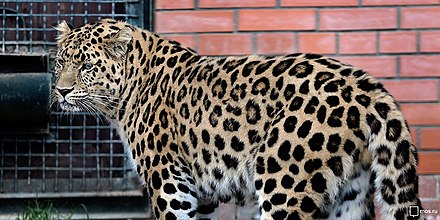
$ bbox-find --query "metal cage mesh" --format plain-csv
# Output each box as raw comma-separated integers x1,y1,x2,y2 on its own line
0,112,140,197
1,0,146,54
0,0,147,199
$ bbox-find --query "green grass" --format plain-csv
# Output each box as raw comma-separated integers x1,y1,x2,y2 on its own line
16,200,89,220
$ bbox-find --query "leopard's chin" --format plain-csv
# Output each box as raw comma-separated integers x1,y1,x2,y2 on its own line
59,101,81,112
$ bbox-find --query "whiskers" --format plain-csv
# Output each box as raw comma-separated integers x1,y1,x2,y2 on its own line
75,98,106,123
49,91,59,110
80,90,125,119
51,87,128,123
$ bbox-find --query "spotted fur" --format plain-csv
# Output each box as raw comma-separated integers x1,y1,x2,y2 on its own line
54,19,423,220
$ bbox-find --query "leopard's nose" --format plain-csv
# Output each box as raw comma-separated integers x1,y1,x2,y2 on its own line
57,87,74,98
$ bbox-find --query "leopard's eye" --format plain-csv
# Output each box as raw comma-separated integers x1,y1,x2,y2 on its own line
81,62,93,71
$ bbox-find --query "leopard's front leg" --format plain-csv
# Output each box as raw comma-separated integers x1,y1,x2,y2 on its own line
145,159,199,220
132,121,200,219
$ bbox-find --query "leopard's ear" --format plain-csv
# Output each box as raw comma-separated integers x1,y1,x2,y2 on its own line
54,20,71,45
105,27,133,59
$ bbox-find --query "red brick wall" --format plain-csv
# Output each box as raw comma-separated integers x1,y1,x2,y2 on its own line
155,0,440,218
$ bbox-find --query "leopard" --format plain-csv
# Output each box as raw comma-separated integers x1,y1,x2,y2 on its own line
54,19,423,220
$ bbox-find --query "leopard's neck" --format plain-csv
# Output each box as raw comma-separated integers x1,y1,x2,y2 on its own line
112,28,201,150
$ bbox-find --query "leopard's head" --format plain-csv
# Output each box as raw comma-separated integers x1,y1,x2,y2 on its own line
54,19,132,116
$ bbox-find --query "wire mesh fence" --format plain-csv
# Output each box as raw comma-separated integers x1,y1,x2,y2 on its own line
0,0,150,200
0,112,142,198
1,0,148,54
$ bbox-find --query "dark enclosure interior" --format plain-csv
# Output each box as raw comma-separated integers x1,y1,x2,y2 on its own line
0,1,153,219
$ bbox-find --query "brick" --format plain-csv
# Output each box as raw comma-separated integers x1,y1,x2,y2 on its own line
198,34,253,55
421,128,440,150
199,0,276,8
155,11,234,33
380,32,417,53
401,55,440,77
401,104,440,126
256,33,295,55
156,0,194,9
420,201,440,218
421,31,440,52
419,176,437,198
380,80,438,102
337,56,397,78
238,9,315,31
163,35,196,50
320,8,397,30
298,33,336,54
419,152,440,174
410,128,418,147
402,7,440,29
363,0,438,5
282,0,357,6
339,32,376,54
